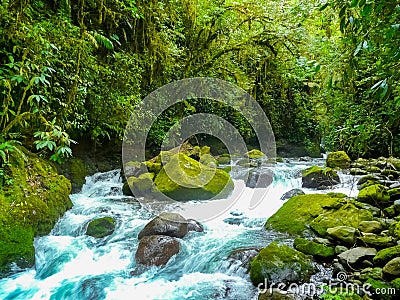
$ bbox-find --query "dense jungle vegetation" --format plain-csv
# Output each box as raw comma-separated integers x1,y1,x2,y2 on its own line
1,0,399,179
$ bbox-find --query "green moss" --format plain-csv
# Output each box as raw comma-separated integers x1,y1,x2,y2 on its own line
373,245,400,266
294,237,335,258
0,147,72,274
144,161,162,175
391,278,400,290
69,158,87,192
86,217,115,238
365,278,394,300
389,222,400,240
250,242,314,286
199,154,218,167
326,151,351,169
245,149,265,159
154,153,234,200
265,194,340,235
358,184,390,208
326,192,347,198
310,202,373,236
217,156,231,165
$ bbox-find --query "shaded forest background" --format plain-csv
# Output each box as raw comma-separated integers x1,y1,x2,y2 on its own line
1,0,399,166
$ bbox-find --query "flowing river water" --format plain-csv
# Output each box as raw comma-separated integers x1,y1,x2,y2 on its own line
0,159,360,299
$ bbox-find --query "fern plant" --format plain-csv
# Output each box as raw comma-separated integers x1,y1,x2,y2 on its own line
0,136,27,186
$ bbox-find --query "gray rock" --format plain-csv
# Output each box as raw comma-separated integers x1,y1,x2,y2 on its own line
335,245,349,255
338,247,377,265
135,235,180,266
138,212,189,239
358,233,396,248
187,219,204,232
246,169,273,188
280,189,305,201
327,226,357,245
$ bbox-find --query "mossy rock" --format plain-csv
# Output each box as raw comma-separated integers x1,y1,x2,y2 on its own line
301,166,340,189
391,278,400,290
245,149,265,159
126,173,155,196
86,217,115,238
0,147,72,275
389,222,400,240
154,153,234,200
326,151,351,169
69,158,87,192
357,184,391,208
293,237,335,258
144,161,162,175
265,194,341,235
199,154,218,167
250,242,314,286
358,234,396,248
310,202,373,237
217,156,231,165
373,245,400,266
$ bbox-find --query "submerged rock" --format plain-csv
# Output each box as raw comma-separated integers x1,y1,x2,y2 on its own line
250,242,315,286
85,217,115,238
326,151,351,169
301,166,340,189
135,235,180,266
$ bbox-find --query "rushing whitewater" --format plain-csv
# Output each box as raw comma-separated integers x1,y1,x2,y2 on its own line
0,160,360,300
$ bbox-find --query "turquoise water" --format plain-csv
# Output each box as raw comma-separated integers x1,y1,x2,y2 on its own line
0,160,358,299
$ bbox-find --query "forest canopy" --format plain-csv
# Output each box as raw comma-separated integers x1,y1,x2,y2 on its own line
1,0,399,164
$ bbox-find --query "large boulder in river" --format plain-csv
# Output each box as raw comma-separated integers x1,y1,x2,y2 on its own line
250,242,315,286
154,153,234,200
135,235,180,266
86,217,115,238
301,166,340,189
138,212,203,239
338,247,377,265
246,169,274,188
326,151,351,169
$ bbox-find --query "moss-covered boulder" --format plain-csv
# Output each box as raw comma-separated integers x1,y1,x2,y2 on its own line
199,154,218,168
85,217,115,238
365,278,395,300
293,237,335,258
125,173,155,196
245,149,265,159
154,153,234,200
359,220,383,234
265,194,341,235
358,234,396,248
389,221,400,240
217,154,231,165
373,245,400,266
326,226,357,245
383,257,400,276
326,151,351,169
357,184,391,208
310,202,373,237
250,242,314,286
301,166,340,189
0,147,72,275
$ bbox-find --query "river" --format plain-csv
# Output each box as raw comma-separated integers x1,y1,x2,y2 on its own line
0,159,359,299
